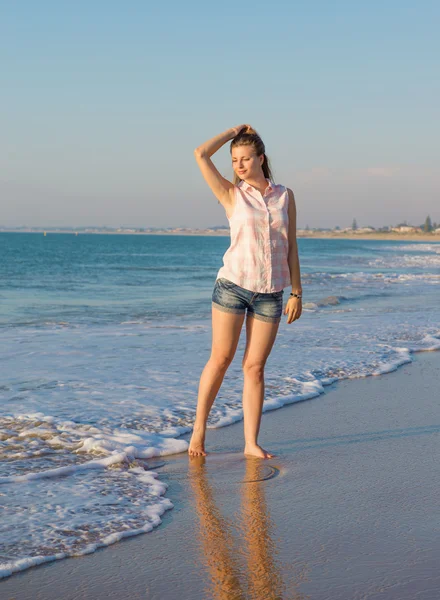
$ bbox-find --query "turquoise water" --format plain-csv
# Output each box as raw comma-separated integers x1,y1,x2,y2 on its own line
2,232,439,325
1,232,439,578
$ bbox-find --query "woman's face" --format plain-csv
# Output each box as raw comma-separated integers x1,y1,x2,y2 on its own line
231,145,264,180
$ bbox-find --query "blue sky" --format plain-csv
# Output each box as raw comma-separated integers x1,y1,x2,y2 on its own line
1,1,439,228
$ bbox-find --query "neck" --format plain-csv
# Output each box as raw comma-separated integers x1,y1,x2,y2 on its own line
243,173,268,191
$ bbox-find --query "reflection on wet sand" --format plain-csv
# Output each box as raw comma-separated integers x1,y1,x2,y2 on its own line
240,460,284,599
188,457,307,600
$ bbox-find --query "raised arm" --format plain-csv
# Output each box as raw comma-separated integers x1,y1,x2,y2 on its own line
194,125,249,210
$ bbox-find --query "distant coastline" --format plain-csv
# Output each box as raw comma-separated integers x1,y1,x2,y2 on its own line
296,231,440,242
1,228,440,242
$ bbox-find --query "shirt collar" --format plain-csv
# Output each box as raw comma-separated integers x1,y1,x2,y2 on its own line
239,178,274,194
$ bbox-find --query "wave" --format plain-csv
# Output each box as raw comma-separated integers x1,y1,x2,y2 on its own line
368,255,440,268
0,414,187,579
313,271,440,285
303,295,347,310
389,243,440,254
303,292,392,311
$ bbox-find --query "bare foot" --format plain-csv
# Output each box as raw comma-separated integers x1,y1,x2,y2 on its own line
188,425,207,457
244,443,276,459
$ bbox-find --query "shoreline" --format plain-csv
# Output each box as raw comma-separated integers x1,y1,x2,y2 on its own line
297,232,440,241
1,230,440,242
2,350,440,599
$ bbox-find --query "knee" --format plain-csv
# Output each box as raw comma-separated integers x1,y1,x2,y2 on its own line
242,361,265,379
210,353,234,372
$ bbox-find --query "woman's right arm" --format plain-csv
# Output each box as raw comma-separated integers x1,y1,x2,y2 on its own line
194,125,248,209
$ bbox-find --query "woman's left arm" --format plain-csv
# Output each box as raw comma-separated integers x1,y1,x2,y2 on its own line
285,188,302,324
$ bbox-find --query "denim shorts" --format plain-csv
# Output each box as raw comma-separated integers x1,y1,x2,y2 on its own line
212,277,284,324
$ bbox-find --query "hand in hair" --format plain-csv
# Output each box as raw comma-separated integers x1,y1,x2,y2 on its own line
231,124,252,137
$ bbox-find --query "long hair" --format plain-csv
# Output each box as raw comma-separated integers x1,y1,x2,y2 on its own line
230,126,274,185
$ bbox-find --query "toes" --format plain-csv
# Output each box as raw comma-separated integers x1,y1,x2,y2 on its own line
188,448,206,457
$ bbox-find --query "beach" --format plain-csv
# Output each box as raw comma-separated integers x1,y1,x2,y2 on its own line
1,233,439,598
2,350,439,600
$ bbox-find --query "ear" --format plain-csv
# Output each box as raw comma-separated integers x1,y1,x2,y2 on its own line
259,154,265,166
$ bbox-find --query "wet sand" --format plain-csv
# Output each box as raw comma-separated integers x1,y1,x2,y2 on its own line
2,351,440,600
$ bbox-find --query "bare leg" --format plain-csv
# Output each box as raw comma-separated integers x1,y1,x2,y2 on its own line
188,306,245,457
242,314,280,459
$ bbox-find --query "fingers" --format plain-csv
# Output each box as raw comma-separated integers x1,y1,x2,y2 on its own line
233,124,249,136
235,124,251,135
284,300,302,324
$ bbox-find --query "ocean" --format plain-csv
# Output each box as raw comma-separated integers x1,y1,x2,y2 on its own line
1,232,439,578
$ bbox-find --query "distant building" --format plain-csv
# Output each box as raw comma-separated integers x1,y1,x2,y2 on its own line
391,226,421,233
354,227,376,233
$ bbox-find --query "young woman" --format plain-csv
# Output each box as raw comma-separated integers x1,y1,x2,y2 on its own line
189,125,302,459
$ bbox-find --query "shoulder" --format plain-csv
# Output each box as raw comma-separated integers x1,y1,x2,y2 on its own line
279,186,295,203
285,188,297,217
286,187,296,204
273,183,294,198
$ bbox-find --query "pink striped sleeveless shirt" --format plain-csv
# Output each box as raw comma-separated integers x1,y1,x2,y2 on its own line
216,178,291,293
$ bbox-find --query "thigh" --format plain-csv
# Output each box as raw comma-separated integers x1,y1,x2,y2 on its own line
242,313,280,368
211,304,245,361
